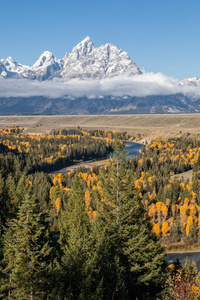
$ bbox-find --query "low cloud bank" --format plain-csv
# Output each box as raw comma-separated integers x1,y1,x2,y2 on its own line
0,72,200,99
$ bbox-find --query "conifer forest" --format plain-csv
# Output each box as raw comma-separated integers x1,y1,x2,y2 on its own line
1,126,200,299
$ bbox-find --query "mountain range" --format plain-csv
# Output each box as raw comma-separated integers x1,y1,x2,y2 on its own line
0,36,141,81
1,36,200,114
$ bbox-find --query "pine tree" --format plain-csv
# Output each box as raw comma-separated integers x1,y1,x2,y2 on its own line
0,223,15,299
91,149,166,299
0,174,7,298
3,193,53,299
59,176,91,299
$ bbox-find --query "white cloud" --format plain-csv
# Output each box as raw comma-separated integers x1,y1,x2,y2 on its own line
0,72,200,99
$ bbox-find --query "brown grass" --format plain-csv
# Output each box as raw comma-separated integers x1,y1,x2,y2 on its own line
0,114,200,139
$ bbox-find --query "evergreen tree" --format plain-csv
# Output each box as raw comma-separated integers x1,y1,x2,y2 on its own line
59,176,91,299
0,223,15,299
2,193,53,299
91,149,166,299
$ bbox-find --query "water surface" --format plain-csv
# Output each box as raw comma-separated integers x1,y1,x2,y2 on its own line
123,142,144,159
166,252,200,270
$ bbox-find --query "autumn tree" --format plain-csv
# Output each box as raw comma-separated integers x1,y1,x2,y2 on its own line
170,259,200,300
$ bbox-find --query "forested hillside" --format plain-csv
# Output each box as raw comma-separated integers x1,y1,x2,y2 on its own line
0,127,200,299
0,126,121,173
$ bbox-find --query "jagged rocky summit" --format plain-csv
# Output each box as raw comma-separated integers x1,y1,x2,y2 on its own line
0,36,141,81
1,37,200,114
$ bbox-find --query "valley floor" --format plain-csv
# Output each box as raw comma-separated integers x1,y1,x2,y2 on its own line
1,114,200,139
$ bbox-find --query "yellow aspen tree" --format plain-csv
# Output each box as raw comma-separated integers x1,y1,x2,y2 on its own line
153,223,161,236
186,216,193,236
156,202,165,225
87,179,91,188
148,204,156,222
189,204,196,218
88,209,96,223
55,197,61,216
184,198,189,205
162,222,170,237
84,189,91,210
139,192,143,199
49,186,61,208
191,191,197,202
180,205,188,228
57,173,63,185
134,179,141,190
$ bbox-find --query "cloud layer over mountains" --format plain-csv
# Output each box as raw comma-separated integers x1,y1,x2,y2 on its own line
0,36,200,100
0,73,200,99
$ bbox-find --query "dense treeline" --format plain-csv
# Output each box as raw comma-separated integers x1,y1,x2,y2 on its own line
51,128,131,140
55,137,200,247
0,126,117,173
1,128,200,298
0,138,167,299
130,138,200,247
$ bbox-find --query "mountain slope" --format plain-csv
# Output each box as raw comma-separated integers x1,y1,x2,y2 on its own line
0,36,141,80
58,36,141,79
0,57,30,78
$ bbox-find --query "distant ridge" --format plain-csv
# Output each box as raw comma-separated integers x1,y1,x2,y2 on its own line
0,94,200,115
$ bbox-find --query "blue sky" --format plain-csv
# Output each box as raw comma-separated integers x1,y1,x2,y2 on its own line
0,0,200,80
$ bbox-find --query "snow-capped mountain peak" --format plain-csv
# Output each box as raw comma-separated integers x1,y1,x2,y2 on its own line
72,36,94,56
59,37,141,79
32,51,56,69
180,76,200,87
30,51,62,80
0,56,30,77
0,36,142,80
5,56,14,62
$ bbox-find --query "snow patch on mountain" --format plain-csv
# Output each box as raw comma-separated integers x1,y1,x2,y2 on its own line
180,76,200,87
0,57,30,78
59,37,141,79
0,37,141,81
31,51,62,80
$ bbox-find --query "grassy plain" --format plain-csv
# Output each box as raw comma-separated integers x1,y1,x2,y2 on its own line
0,114,200,140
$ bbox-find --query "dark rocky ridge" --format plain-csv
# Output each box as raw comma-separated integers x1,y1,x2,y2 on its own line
0,93,200,115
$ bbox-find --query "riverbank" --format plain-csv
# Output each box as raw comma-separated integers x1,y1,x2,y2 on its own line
166,249,200,254
51,141,144,175
51,157,109,175
165,242,200,269
163,241,200,254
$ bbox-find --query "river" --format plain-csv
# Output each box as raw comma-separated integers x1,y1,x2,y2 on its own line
166,251,200,270
52,141,144,174
123,142,144,159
